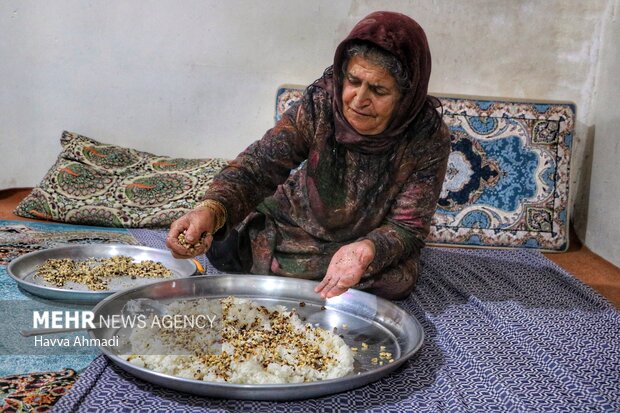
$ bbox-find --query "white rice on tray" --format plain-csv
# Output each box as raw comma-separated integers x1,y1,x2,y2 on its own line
120,296,354,384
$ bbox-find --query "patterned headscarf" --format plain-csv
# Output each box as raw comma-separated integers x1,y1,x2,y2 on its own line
316,11,436,154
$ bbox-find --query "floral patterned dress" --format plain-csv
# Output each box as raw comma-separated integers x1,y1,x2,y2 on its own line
205,83,450,299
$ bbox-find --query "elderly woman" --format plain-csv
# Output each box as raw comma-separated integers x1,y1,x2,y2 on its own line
166,11,450,300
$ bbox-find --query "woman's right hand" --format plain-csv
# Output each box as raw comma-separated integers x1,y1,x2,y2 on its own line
166,208,217,258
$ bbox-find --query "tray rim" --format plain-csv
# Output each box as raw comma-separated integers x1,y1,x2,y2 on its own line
91,274,425,400
6,244,198,303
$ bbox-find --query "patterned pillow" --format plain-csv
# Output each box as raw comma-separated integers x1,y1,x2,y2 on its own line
14,131,228,228
276,86,574,251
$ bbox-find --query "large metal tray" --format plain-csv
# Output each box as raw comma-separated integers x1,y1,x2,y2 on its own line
90,275,424,400
7,244,198,303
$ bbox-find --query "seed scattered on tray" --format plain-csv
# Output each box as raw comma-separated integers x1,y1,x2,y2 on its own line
36,255,172,290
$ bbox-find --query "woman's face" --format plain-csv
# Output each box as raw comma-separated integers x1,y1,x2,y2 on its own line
342,55,400,135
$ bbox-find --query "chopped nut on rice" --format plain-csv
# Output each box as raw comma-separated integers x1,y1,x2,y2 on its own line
121,296,355,384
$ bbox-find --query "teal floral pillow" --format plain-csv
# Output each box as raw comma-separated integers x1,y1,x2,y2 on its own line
14,131,228,228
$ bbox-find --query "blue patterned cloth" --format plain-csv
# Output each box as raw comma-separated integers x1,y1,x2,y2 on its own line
52,247,620,412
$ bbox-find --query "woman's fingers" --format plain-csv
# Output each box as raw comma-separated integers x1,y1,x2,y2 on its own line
315,275,339,298
166,210,215,258
316,271,360,299
199,233,214,253
314,275,332,294
315,258,341,296
315,271,333,289
324,284,349,299
167,217,190,256
182,219,203,244
316,240,375,299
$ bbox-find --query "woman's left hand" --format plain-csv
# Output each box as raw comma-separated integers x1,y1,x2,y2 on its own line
315,239,375,299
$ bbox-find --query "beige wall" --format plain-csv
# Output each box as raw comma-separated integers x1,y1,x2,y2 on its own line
1,0,617,263
582,0,620,265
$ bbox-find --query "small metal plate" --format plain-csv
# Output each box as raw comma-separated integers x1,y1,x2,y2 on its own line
7,244,198,303
90,275,424,400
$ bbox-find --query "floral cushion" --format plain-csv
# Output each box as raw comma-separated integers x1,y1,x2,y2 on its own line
14,131,228,228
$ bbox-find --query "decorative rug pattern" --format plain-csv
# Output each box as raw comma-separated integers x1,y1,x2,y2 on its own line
275,87,574,251
0,369,76,412
52,248,619,413
431,98,573,251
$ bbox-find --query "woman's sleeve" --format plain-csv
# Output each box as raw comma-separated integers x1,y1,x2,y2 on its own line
203,91,315,230
363,123,451,275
